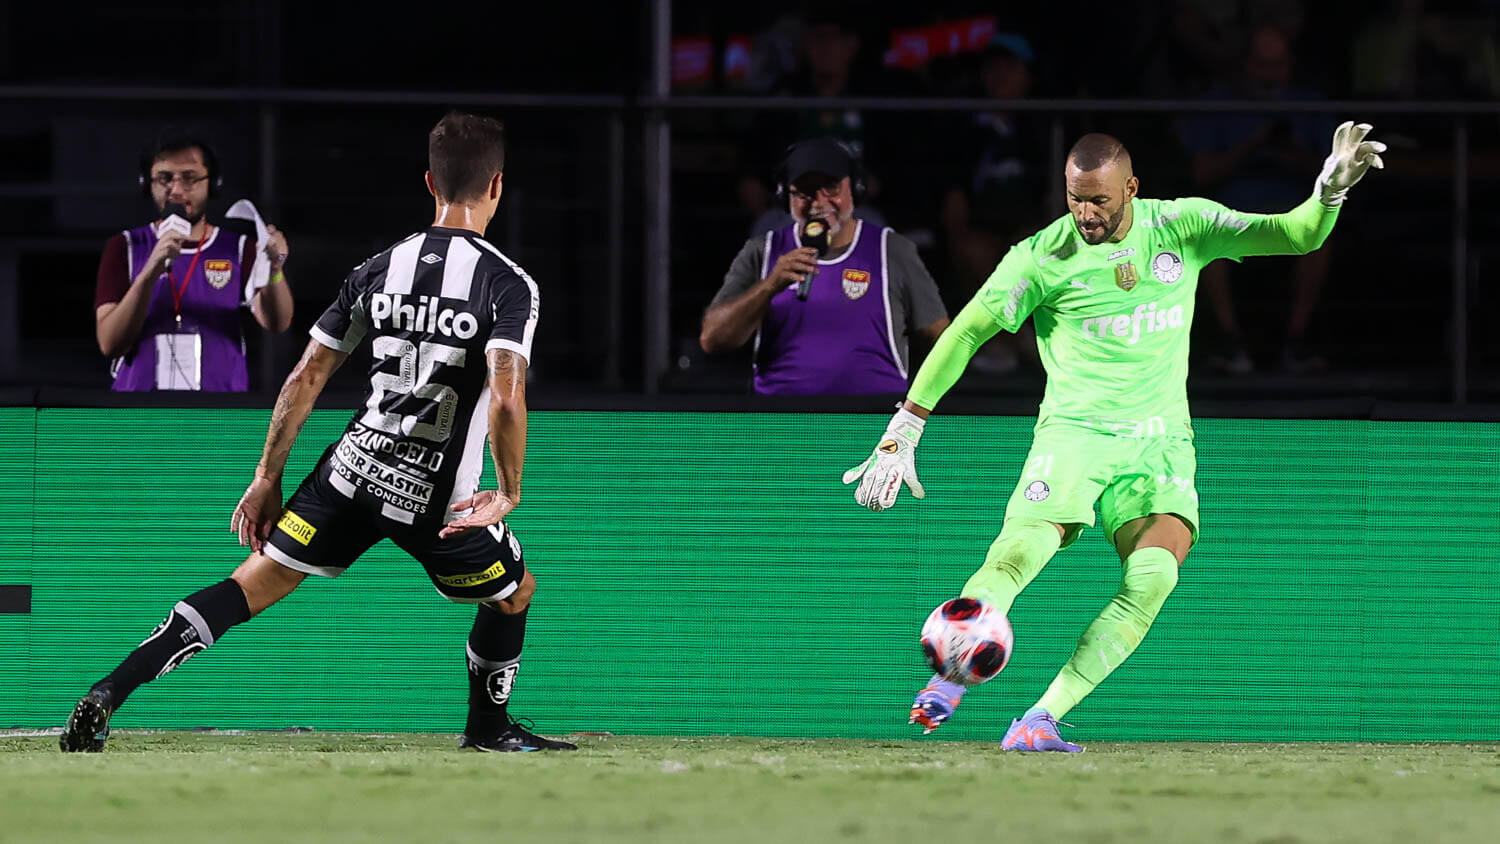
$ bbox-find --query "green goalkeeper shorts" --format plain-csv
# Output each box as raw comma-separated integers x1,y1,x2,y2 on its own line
1003,425,1200,548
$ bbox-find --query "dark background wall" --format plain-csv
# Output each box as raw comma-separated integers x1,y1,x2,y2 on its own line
1,1,1496,406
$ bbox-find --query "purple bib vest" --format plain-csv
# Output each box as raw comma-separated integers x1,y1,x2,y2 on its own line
755,220,907,395
112,224,251,392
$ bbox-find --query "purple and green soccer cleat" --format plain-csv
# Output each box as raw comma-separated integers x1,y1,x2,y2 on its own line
1001,709,1083,752
909,677,966,735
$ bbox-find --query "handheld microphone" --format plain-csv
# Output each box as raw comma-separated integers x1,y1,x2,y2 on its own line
157,202,192,239
795,218,830,301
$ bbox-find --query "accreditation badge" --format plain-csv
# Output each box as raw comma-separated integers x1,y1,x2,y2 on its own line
1114,262,1139,292
842,269,870,300
154,333,202,390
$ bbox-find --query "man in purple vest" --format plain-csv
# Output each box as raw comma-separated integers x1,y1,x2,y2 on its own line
94,130,295,391
701,138,949,396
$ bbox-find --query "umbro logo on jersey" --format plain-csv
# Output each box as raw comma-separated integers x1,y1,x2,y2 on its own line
420,253,443,265
1070,279,1090,289
370,293,479,339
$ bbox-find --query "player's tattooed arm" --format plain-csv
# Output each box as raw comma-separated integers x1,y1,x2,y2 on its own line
486,348,527,504
256,340,348,482
488,347,522,379
234,339,346,550
436,349,527,538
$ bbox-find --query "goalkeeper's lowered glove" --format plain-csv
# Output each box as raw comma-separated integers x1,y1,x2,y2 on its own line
842,408,926,512
1316,121,1386,206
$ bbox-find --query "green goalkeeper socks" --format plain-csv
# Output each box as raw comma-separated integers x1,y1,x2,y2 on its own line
1033,546,1179,719
960,518,1062,615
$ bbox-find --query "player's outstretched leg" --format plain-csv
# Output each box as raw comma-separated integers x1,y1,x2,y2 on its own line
960,519,1065,615
1005,546,1179,752
60,578,253,752
910,519,1063,733
459,576,575,752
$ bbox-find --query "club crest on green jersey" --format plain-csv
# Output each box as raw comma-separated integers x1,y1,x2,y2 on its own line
1114,262,1139,291
1151,251,1184,284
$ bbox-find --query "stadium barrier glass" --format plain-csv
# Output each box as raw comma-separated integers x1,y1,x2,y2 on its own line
1,407,1495,741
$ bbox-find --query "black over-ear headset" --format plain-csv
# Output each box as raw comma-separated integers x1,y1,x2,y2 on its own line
138,129,223,199
772,138,867,206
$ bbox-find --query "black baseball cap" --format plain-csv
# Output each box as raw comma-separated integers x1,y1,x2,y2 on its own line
784,138,854,189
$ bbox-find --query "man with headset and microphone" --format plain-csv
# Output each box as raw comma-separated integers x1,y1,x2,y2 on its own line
701,137,949,396
94,128,294,391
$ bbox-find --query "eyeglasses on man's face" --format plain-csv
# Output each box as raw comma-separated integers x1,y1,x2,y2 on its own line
149,171,210,189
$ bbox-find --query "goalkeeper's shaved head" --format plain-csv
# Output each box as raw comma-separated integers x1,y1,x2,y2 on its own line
1067,133,1132,174
1064,133,1139,245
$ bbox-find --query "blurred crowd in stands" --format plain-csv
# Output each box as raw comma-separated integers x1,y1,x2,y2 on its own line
672,0,1499,393
1,1,1496,399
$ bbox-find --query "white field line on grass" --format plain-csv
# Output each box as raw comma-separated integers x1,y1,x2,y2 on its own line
0,729,405,739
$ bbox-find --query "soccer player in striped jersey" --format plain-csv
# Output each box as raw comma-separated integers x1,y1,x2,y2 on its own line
844,122,1385,751
62,111,574,753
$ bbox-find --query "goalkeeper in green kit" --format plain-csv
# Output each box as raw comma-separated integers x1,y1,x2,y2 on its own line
842,123,1385,751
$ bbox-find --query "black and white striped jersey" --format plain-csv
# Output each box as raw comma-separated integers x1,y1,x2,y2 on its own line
309,226,539,527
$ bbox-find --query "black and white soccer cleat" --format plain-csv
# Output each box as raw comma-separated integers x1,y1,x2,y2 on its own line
459,719,577,752
60,687,116,753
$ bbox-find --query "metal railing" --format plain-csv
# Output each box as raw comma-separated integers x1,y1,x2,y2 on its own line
1,84,1490,402
647,95,1491,402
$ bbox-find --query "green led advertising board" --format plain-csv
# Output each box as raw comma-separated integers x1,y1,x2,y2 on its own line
1,408,1495,741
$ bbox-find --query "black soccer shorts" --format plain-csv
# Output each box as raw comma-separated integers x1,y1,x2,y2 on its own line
263,457,527,604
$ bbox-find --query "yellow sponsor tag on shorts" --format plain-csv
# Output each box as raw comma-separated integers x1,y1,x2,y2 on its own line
436,560,507,589
276,510,316,546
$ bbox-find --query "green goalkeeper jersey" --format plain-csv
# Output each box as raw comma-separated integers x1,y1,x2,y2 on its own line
909,193,1340,437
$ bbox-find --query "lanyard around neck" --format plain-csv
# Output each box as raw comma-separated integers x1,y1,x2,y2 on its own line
166,228,211,319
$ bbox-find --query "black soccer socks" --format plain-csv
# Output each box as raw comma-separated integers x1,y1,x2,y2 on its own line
464,603,527,738
97,578,252,706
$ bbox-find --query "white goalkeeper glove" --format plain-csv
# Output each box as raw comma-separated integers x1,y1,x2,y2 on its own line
842,408,927,512
1316,121,1386,206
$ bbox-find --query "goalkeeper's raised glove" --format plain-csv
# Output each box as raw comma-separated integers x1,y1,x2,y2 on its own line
1316,121,1386,206
842,407,926,512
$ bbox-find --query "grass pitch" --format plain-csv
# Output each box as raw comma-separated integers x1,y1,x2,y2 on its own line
2,732,1497,843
